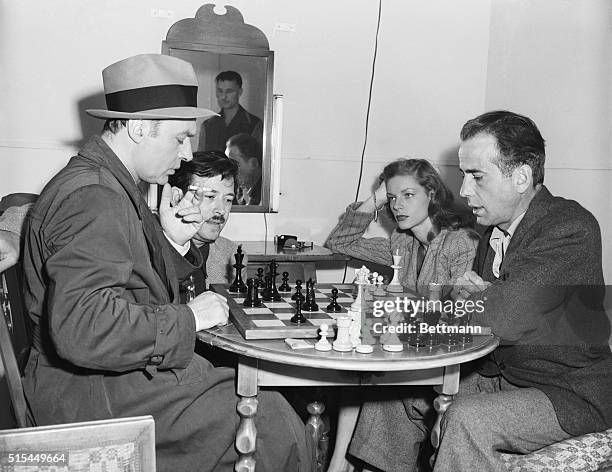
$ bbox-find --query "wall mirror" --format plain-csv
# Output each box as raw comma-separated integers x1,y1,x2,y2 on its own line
163,4,276,213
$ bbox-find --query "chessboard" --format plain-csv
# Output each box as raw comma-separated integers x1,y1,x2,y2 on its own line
210,283,357,340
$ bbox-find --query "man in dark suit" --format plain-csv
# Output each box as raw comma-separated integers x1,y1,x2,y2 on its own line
438,110,612,470
347,110,611,472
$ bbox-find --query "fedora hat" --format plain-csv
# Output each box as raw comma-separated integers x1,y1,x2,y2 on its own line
86,54,217,120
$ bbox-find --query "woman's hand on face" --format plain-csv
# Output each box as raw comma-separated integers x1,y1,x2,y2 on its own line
373,180,388,209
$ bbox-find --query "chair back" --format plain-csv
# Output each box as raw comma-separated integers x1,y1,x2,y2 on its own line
0,296,29,428
0,415,156,471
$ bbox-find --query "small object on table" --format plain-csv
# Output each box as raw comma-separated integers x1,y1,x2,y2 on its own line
290,297,307,324
228,245,247,293
326,288,343,313
243,278,262,308
373,274,386,296
386,251,403,293
278,271,291,292
332,316,353,352
314,324,332,351
285,338,314,350
291,280,305,302
302,279,319,312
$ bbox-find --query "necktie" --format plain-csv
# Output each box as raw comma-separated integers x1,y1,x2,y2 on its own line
489,227,508,278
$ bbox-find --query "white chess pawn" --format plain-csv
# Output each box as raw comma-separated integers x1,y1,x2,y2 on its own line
374,275,386,297
315,324,332,351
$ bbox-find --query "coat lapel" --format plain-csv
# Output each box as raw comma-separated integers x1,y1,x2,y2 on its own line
78,137,174,301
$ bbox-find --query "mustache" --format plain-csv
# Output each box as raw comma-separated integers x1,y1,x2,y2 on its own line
206,216,226,224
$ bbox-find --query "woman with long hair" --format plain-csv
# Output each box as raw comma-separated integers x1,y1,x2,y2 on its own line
326,158,478,297
325,158,479,472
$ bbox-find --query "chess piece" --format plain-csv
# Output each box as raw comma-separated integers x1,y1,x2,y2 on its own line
278,271,291,292
261,275,272,301
291,280,305,302
373,275,386,297
326,288,343,313
268,261,282,301
302,280,319,312
364,272,376,301
347,309,361,348
361,317,376,345
386,251,403,293
243,278,262,307
351,266,369,311
290,297,307,324
256,267,265,289
332,316,353,352
228,245,247,293
314,324,332,351
382,310,404,352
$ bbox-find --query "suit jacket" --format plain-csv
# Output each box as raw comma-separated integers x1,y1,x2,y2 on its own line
199,105,262,152
470,186,612,436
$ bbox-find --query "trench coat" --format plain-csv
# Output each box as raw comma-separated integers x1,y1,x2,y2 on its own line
22,136,314,471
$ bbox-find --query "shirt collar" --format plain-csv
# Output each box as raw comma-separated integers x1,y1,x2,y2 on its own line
490,210,527,243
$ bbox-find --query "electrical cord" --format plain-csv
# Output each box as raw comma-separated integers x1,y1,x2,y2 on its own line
343,0,382,283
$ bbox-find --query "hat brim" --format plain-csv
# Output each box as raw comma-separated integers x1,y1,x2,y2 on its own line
86,107,218,120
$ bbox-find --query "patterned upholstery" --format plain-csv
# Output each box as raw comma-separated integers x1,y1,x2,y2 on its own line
0,416,155,472
501,428,612,472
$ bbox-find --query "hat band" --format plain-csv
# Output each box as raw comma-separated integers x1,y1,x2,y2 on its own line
105,84,198,113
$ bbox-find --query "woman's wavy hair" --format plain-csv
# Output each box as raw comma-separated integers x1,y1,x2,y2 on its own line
379,158,475,232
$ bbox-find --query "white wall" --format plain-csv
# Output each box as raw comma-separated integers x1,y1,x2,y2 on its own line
485,0,612,281
0,0,609,281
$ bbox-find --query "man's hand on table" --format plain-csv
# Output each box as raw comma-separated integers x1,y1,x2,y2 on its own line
451,270,491,301
188,291,230,331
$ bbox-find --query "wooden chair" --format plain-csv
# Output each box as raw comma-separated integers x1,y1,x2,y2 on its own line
0,283,156,471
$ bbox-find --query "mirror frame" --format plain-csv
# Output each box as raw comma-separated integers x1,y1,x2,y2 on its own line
163,4,274,213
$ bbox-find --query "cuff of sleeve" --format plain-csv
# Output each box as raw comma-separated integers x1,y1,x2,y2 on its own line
164,231,191,256
187,304,201,332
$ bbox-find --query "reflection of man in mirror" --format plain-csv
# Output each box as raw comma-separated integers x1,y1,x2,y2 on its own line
199,71,263,152
226,133,262,205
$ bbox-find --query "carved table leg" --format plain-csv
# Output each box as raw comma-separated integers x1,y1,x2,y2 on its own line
235,397,258,472
306,401,329,472
236,357,259,472
430,364,460,468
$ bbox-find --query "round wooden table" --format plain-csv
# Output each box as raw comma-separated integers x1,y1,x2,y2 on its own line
198,325,499,472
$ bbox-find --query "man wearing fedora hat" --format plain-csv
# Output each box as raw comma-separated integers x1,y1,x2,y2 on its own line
19,54,314,471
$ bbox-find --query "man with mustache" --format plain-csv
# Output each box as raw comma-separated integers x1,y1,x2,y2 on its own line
167,150,249,294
